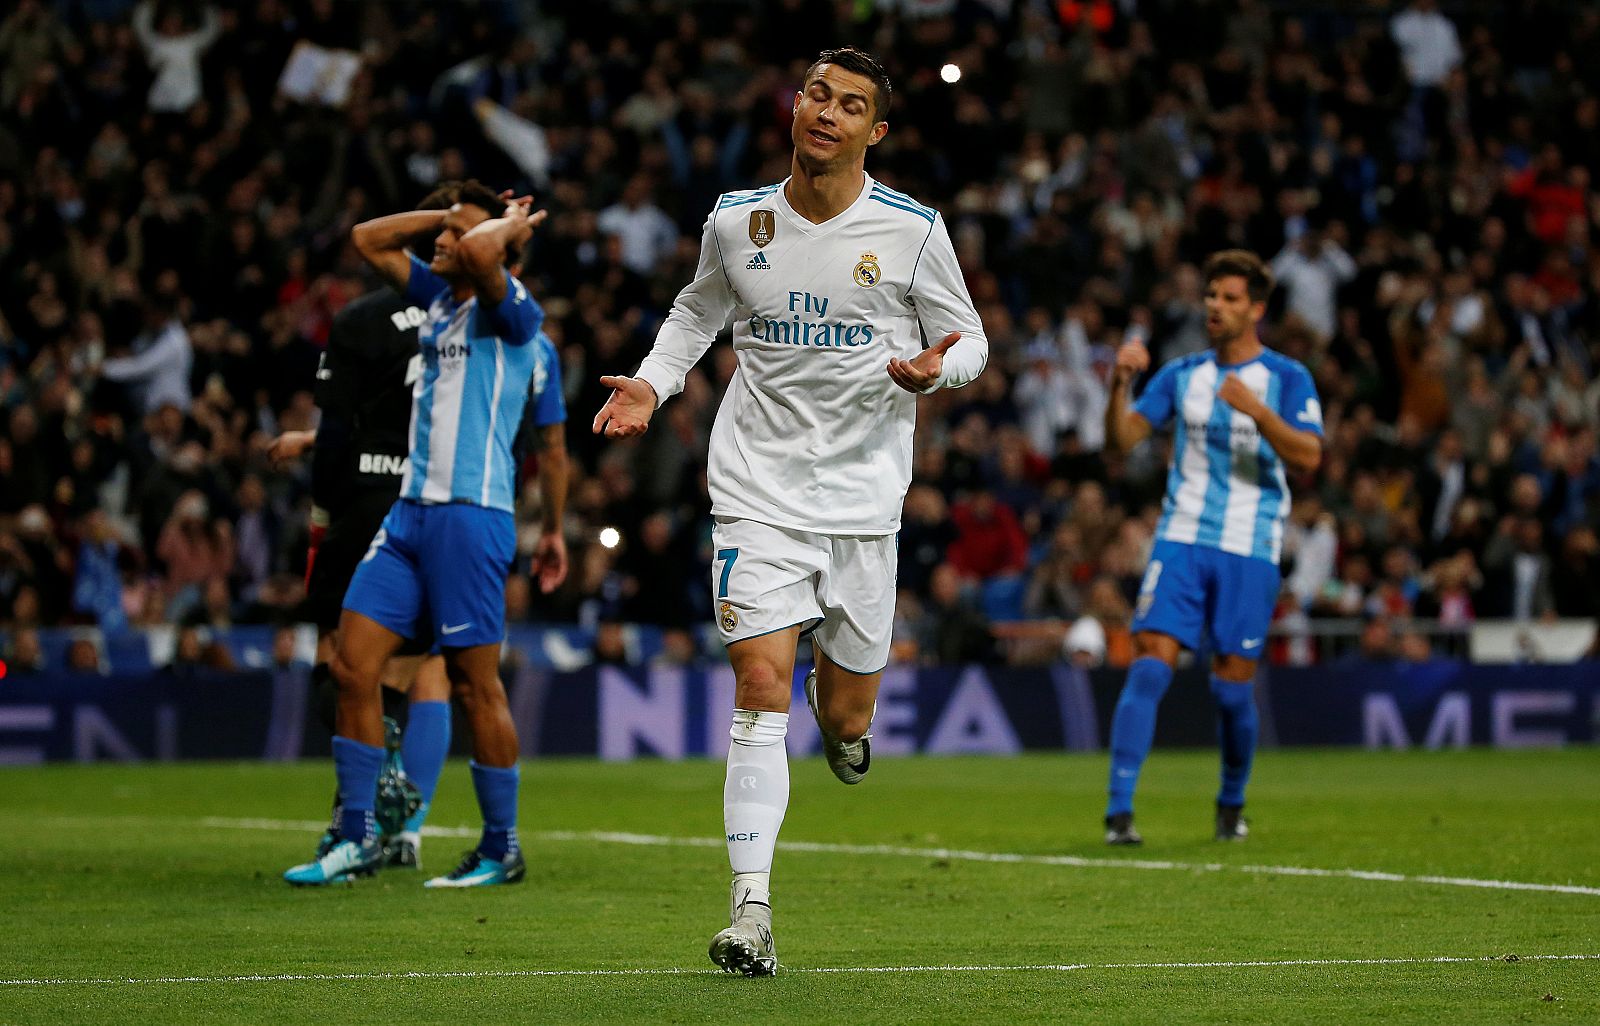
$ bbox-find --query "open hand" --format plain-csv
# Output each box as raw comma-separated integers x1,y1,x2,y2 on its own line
887,331,961,393
592,375,658,438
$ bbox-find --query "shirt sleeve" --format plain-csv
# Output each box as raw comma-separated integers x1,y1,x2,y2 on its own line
1132,361,1180,429
1278,361,1325,438
404,253,449,307
530,337,567,427
633,209,736,407
480,270,544,345
907,213,988,392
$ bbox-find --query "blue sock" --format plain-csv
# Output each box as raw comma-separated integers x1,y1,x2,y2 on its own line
1212,677,1258,809
332,736,384,844
1105,657,1173,818
470,761,520,859
401,701,451,832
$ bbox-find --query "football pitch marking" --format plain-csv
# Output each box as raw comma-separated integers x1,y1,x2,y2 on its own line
194,816,1600,898
4,953,1597,987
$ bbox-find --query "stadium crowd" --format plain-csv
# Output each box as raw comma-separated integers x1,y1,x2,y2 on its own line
1,0,1598,672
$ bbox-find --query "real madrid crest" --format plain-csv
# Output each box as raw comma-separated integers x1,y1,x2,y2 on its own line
853,251,881,288
719,602,739,632
749,209,775,248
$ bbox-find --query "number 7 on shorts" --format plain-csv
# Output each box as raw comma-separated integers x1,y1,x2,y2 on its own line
716,548,739,599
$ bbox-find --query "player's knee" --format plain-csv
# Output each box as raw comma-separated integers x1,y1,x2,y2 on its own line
448,670,504,712
734,661,787,704
1132,633,1179,664
1212,655,1256,683
827,707,873,743
329,649,370,694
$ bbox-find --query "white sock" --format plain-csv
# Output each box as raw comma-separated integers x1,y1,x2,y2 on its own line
724,709,789,909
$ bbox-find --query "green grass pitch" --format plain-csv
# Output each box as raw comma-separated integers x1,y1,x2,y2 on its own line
2,749,1597,1024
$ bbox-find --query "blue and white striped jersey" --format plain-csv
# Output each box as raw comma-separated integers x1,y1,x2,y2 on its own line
399,254,545,513
1134,348,1323,564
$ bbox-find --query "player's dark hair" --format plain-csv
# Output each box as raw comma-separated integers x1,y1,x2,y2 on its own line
417,181,461,211
805,47,893,120
1203,249,1275,303
454,179,503,219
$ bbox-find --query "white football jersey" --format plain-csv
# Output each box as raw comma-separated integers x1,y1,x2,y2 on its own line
634,174,988,534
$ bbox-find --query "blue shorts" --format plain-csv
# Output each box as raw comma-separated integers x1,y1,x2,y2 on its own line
342,499,516,649
1131,539,1280,659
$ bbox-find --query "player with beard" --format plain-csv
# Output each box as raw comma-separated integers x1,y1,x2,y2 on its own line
1100,250,1323,846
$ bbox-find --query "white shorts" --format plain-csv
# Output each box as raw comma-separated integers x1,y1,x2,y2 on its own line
710,516,897,674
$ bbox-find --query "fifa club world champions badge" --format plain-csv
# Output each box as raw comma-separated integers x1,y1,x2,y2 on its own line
749,209,775,248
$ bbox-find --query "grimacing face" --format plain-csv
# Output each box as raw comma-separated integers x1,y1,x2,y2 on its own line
429,202,494,276
1204,273,1263,344
791,64,887,171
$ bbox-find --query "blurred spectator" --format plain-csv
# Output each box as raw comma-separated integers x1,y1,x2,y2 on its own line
946,490,1028,583
918,564,995,665
1060,613,1105,668
899,484,956,597
270,623,303,669
71,509,129,633
156,490,233,622
169,622,236,671
131,0,219,113
1552,526,1600,620
97,294,193,415
1271,228,1357,340
1390,0,1462,88
1482,516,1555,620
1082,574,1134,668
1397,627,1434,663
4,626,46,673
1353,615,1398,662
596,175,678,277
63,633,105,674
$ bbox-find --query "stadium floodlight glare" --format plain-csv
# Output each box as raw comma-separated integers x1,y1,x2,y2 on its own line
598,527,621,550
940,63,962,84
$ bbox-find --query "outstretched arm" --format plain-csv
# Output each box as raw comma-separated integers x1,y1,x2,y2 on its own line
351,209,448,292
595,209,735,438
903,212,989,393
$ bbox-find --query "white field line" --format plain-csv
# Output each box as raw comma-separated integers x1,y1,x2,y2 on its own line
194,816,1600,898
5,953,1598,987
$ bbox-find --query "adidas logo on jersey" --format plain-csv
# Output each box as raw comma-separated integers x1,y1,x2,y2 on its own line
746,252,771,270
